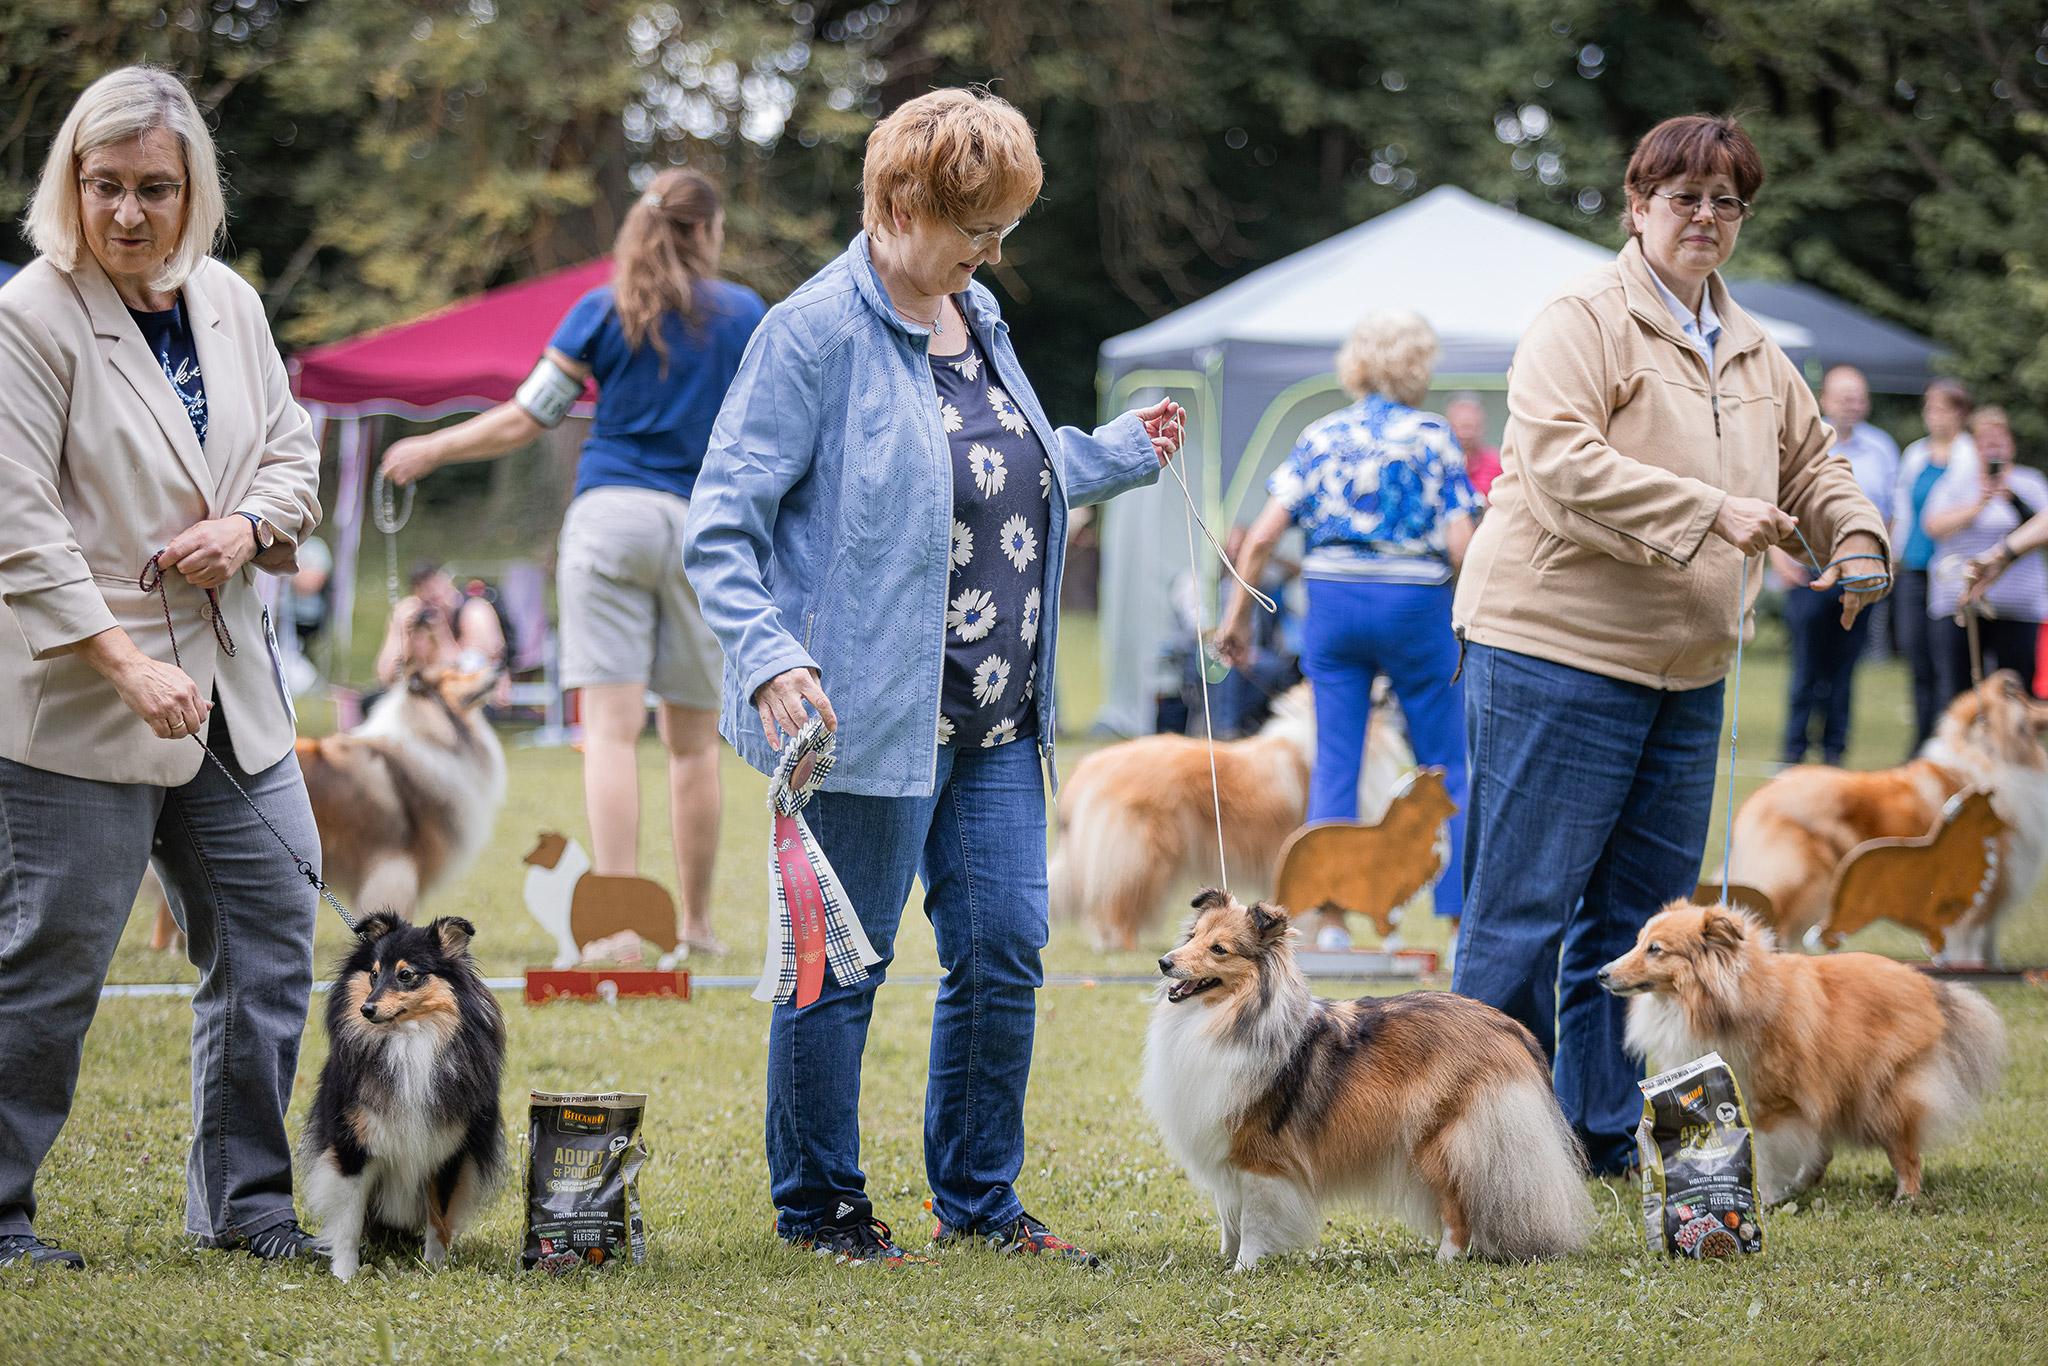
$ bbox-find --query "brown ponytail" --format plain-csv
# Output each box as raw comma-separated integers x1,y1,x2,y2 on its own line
612,168,722,372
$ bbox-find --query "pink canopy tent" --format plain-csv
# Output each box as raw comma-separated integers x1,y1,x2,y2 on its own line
287,257,610,675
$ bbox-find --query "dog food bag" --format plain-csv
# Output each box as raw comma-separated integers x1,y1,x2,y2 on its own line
522,1091,650,1272
1636,1052,1765,1259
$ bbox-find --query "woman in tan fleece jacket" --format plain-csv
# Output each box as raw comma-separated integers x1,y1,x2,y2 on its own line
1448,115,1889,1175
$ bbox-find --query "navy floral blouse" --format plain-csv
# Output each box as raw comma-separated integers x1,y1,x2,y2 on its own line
931,325,1052,749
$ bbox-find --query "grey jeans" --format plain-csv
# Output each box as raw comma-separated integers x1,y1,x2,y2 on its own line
0,709,317,1242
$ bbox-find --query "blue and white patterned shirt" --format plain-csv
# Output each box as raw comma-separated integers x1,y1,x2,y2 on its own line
932,327,1052,749
1268,393,1477,583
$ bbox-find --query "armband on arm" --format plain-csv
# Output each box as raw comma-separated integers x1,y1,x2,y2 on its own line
514,356,582,429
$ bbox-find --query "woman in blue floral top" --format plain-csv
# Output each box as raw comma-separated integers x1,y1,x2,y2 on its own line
1215,309,1476,947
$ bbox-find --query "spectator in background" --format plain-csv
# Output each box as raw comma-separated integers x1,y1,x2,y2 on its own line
371,560,506,687
381,169,762,958
1890,378,1976,747
1773,364,1898,765
286,533,333,652
1924,406,2046,696
1445,392,1501,498
1215,309,1476,948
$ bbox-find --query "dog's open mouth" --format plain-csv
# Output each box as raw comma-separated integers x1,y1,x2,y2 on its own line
1166,976,1222,1003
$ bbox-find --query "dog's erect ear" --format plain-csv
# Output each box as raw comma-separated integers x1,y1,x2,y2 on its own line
1699,908,1747,954
1190,887,1231,912
1248,901,1292,945
355,911,404,944
433,917,478,957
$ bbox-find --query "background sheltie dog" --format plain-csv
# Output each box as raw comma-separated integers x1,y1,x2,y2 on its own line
1730,671,2048,963
1141,891,1594,1269
303,913,507,1282
1601,901,2006,1203
1052,684,1411,950
150,663,508,952
298,664,509,915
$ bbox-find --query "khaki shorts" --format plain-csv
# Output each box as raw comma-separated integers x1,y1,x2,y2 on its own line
557,486,721,708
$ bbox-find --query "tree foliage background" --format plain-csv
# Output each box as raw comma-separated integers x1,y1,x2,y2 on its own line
4,0,2045,442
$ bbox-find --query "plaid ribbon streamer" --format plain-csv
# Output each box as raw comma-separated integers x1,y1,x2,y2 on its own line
754,720,881,1006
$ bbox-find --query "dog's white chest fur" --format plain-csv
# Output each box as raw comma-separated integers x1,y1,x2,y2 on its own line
1140,1001,1267,1184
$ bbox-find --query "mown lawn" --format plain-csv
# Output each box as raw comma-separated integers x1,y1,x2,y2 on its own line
13,611,2048,1361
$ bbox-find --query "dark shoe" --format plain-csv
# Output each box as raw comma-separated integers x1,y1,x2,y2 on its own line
935,1210,1102,1267
200,1218,329,1265
787,1203,932,1268
0,1234,84,1270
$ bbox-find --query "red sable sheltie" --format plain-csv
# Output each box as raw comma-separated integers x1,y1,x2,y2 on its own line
1601,900,2006,1202
1141,891,1594,1268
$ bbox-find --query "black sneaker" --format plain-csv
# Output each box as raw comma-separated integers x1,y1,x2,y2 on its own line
934,1210,1102,1267
0,1234,84,1270
787,1202,932,1268
199,1218,329,1264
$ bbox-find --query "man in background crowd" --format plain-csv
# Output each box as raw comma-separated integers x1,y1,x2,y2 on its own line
1774,364,1898,766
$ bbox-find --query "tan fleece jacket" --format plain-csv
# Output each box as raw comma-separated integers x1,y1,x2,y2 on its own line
1453,239,1888,690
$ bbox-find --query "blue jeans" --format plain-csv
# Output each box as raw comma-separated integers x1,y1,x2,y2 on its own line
1450,644,1721,1173
1781,583,1871,764
1300,578,1467,919
767,739,1046,1238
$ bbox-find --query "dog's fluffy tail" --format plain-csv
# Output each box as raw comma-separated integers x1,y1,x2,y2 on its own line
1445,1078,1596,1261
1923,984,2007,1145
1049,794,1163,947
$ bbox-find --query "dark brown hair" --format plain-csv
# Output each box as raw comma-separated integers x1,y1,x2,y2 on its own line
1924,377,1973,415
1622,115,1765,237
613,168,722,370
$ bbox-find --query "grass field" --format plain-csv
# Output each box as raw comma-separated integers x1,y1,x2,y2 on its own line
13,600,2048,1361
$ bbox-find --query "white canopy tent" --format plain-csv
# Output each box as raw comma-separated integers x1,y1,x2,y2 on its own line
1088,186,1816,736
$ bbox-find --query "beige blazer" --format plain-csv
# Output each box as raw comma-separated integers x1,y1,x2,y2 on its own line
0,256,322,786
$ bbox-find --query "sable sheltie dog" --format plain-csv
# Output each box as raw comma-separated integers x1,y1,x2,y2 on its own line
299,664,509,913
1141,891,1594,1268
150,663,508,951
303,912,507,1282
1053,685,1411,950
1730,671,2048,963
1601,901,2006,1203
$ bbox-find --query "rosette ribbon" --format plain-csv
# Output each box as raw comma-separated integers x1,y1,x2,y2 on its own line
754,717,882,1008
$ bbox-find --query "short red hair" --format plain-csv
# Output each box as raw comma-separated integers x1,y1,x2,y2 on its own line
861,88,1043,236
1623,115,1766,236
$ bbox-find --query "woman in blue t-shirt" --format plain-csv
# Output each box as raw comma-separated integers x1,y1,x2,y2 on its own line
382,169,764,955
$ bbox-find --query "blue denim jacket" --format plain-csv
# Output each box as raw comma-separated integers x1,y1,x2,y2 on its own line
685,234,1160,797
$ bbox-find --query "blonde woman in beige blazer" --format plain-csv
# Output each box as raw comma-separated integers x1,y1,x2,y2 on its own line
0,68,324,1270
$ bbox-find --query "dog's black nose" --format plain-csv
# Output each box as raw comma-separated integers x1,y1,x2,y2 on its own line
1157,956,1173,976
360,1002,378,1020
1595,966,1612,985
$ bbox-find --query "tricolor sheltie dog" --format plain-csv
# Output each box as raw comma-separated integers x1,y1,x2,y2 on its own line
303,913,507,1281
1141,891,1594,1269
1601,901,2006,1203
1730,670,2048,963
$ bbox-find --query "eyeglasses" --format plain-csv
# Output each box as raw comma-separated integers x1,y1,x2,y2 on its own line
1651,189,1750,223
78,177,185,209
951,217,1021,254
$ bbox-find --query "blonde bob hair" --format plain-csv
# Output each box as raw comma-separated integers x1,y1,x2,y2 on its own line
1335,309,1440,406
861,88,1043,236
24,66,225,292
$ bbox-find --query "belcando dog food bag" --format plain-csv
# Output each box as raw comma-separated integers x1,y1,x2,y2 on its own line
523,1090,649,1272
1636,1052,1765,1259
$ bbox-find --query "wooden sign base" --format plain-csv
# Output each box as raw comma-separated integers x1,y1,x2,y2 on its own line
524,968,691,1005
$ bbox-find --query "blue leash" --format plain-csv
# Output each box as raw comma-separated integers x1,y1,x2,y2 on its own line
1717,530,1892,906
